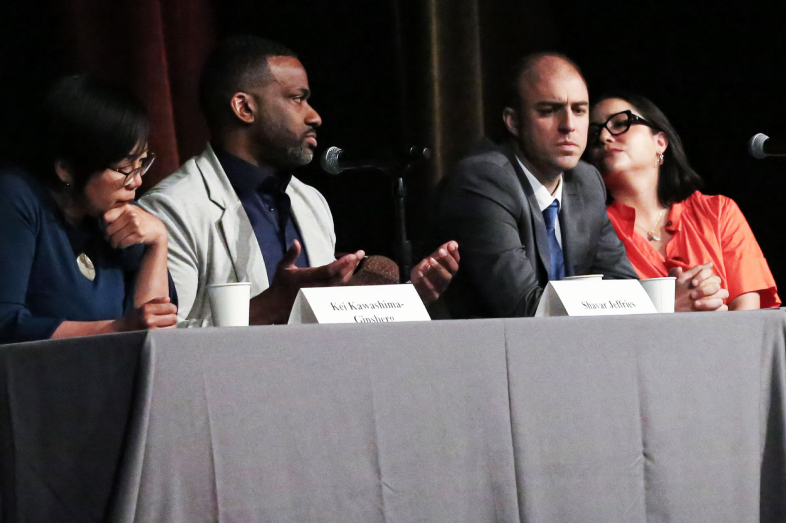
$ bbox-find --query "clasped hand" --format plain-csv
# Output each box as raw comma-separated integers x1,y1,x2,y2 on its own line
670,262,729,312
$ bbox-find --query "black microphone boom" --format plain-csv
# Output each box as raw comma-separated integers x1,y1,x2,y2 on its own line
748,133,786,159
320,146,431,175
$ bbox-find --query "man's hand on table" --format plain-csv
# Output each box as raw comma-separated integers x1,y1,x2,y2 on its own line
670,262,729,312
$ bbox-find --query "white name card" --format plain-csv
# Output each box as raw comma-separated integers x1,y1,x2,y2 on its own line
288,284,431,325
535,279,657,317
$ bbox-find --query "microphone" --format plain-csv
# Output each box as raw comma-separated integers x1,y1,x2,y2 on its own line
320,146,431,175
748,133,786,159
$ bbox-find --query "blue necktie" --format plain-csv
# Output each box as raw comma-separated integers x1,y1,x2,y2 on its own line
542,200,565,280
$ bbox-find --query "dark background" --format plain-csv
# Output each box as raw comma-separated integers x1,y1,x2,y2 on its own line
2,1,785,290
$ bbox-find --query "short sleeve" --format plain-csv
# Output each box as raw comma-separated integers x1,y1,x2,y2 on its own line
719,197,780,307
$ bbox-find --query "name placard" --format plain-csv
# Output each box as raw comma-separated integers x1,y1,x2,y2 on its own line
288,284,431,324
535,280,657,317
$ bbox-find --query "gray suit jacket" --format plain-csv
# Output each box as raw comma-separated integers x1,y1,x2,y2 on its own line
434,138,637,318
139,145,336,326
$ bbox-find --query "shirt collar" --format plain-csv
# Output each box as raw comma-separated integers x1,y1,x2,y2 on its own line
516,155,563,212
213,147,292,196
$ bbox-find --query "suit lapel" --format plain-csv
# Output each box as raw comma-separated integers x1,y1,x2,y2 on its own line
198,145,269,294
504,144,552,275
560,173,581,277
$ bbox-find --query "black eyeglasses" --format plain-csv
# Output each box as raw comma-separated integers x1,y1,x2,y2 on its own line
588,110,658,145
112,152,156,186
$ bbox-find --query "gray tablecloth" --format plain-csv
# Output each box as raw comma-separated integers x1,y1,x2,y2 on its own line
1,311,785,522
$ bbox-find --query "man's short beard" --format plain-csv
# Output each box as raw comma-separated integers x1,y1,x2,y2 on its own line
262,143,313,170
284,145,314,167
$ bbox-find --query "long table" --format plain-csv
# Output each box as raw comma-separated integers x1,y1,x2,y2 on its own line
2,311,786,522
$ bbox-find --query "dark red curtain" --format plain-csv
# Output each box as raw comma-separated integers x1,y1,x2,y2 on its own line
60,0,215,189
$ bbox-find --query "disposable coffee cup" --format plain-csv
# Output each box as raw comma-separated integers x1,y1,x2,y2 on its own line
563,274,604,280
640,277,676,313
207,282,251,326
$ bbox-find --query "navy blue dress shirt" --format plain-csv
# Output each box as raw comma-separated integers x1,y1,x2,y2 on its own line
0,168,176,344
214,149,309,283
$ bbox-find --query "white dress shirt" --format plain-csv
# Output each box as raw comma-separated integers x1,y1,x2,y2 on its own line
516,156,563,247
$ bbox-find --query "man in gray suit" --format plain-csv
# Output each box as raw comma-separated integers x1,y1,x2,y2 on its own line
434,53,723,318
141,36,458,326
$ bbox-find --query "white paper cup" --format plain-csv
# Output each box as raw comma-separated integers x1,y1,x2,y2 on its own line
563,274,604,280
640,277,676,313
207,282,251,326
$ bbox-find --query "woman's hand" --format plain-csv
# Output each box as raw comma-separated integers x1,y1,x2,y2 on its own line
104,204,167,249
670,262,729,312
114,297,177,331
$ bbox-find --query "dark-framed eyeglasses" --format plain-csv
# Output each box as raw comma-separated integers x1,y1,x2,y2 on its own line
112,152,156,186
588,110,658,145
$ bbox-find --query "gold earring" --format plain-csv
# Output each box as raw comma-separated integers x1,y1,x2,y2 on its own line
657,153,664,165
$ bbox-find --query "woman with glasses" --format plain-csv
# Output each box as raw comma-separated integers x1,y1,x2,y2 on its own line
0,75,177,343
587,93,779,310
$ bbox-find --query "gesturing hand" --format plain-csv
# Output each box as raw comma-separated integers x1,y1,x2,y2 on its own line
411,240,460,305
114,297,178,331
104,204,167,249
670,262,729,312
251,240,365,324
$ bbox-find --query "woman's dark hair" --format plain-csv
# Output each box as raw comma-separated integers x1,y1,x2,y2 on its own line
594,92,704,206
41,75,149,191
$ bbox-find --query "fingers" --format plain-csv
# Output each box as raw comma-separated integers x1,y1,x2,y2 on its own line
105,206,165,247
141,298,178,315
324,250,364,285
675,262,712,284
690,266,714,288
288,250,364,288
430,242,460,275
146,313,178,328
278,240,302,269
107,221,142,248
421,257,453,291
690,282,720,300
139,297,178,329
692,286,729,311
692,281,729,301
692,297,726,312
411,267,439,304
447,240,460,262
689,275,721,300
103,204,131,224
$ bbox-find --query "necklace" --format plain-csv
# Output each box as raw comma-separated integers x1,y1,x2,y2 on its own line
640,209,666,242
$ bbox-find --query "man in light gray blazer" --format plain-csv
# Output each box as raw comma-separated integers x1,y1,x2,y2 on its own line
140,36,458,326
434,53,636,318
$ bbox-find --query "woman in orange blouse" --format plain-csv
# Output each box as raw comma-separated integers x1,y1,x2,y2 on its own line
587,94,779,310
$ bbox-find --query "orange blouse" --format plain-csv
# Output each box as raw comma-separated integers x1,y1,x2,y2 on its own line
607,191,780,308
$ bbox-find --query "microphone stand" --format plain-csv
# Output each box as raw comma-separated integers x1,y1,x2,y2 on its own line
392,171,411,284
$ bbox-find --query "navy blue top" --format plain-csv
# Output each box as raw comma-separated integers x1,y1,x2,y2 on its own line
0,168,173,344
214,149,309,283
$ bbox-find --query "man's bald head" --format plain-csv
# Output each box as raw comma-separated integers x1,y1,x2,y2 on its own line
506,52,585,112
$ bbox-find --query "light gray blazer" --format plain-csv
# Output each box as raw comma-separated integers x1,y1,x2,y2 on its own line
139,145,336,326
